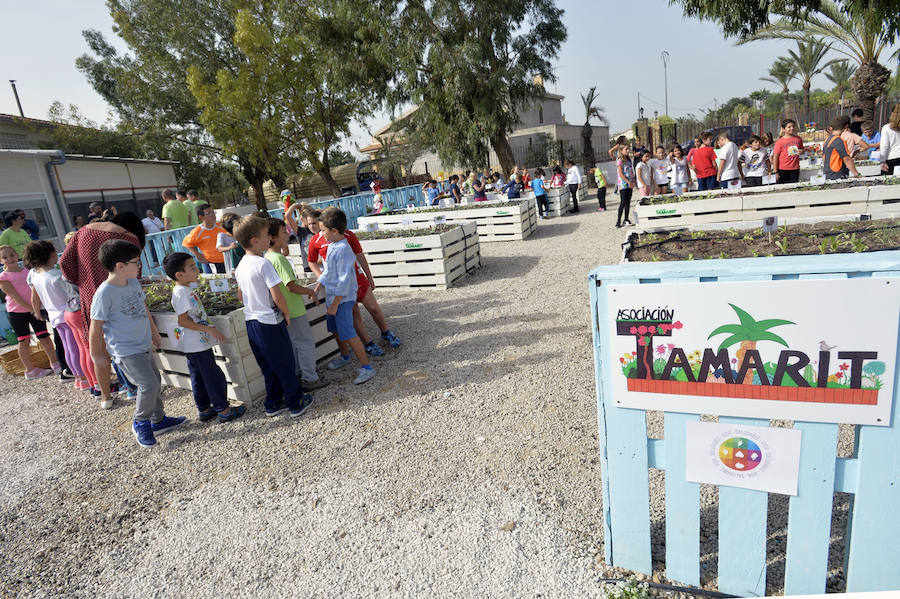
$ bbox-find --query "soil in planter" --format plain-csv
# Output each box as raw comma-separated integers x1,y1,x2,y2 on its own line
142,275,316,315
355,224,459,240
627,217,900,262
381,200,525,216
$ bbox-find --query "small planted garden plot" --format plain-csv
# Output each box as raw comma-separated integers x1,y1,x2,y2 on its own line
357,198,537,242
355,223,480,289
625,218,900,262
145,277,338,406
544,186,572,217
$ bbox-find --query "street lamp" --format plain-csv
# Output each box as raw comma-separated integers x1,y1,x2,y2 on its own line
660,51,670,117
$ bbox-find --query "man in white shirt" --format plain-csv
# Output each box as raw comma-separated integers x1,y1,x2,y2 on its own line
716,132,741,189
142,210,164,234
563,159,582,212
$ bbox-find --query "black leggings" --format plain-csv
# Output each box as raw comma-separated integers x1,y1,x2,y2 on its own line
568,184,579,210
597,186,607,209
535,194,548,217
617,188,633,225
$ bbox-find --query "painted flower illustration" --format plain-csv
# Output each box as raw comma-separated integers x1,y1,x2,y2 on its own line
836,372,844,379
656,345,666,356
667,343,674,351
638,325,648,335
649,325,657,334
630,326,638,334
839,363,849,371
638,337,647,346
673,321,683,329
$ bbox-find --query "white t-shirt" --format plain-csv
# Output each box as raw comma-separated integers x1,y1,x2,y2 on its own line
27,268,68,327
635,161,653,188
649,158,670,185
564,165,582,185
171,284,213,353
142,217,163,234
669,158,689,185
740,148,769,177
234,254,283,324
719,141,741,180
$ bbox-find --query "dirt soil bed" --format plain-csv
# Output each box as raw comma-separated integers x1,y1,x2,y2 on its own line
627,218,900,262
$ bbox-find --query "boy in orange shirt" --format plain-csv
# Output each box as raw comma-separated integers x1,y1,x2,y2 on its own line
182,204,228,273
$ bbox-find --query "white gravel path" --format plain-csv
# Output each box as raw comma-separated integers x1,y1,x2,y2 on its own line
0,195,853,597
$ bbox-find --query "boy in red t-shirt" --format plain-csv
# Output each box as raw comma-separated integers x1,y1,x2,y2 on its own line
772,119,805,184
689,132,718,191
306,211,401,357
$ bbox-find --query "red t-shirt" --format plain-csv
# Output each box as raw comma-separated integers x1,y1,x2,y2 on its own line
308,231,369,299
690,146,718,178
773,135,804,171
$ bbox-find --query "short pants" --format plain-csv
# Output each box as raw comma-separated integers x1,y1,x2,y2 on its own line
356,276,370,302
8,310,50,344
326,301,357,341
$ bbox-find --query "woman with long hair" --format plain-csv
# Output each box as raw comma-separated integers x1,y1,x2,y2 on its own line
879,103,900,174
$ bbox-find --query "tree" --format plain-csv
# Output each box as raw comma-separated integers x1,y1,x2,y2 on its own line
761,58,797,106
736,0,896,121
708,303,794,384
392,0,567,178
580,86,608,170
786,38,838,116
824,60,856,104
373,129,428,187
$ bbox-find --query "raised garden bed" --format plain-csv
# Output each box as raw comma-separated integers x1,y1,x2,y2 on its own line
624,217,900,262
635,177,900,229
544,186,572,217
357,198,537,242
355,223,480,289
145,277,338,406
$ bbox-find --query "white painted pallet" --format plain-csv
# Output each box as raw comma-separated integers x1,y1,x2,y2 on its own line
635,195,743,226
151,285,338,407
544,186,571,217
865,182,900,217
357,198,537,242
742,185,870,219
359,222,480,289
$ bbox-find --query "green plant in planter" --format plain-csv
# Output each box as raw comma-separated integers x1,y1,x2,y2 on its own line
601,577,649,599
355,224,457,240
775,238,789,254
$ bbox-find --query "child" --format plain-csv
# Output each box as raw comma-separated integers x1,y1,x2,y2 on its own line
0,245,58,379
182,204,229,273
532,168,548,219
690,133,719,191
739,135,771,187
635,150,653,198
61,231,99,394
669,145,690,195
861,120,881,159
592,166,607,211
716,132,741,188
772,119,805,183
649,146,670,194
233,215,314,417
307,211,401,355
90,240,185,444
615,147,636,227
23,241,90,390
314,208,375,385
448,174,462,204
162,252,246,422
215,212,245,272
501,174,521,199
550,165,564,187
265,218,329,390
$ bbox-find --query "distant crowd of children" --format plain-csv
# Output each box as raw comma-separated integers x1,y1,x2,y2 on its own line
2,201,401,448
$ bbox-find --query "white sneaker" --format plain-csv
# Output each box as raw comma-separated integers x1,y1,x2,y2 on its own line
327,354,351,370
353,367,375,385
24,368,53,380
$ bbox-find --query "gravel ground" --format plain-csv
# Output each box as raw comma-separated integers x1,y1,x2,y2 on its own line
0,195,853,598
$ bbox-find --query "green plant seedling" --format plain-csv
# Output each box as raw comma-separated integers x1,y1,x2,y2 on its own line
775,238,789,254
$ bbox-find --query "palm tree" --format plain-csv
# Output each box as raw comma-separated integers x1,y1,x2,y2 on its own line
760,58,796,106
737,0,895,121
824,60,856,107
786,38,838,116
580,86,608,170
708,304,794,384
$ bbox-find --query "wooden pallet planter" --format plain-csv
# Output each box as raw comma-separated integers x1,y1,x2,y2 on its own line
150,286,338,407
0,343,52,375
742,185,870,219
544,186,572,217
865,182,900,217
357,198,537,242
359,222,480,289
635,195,742,225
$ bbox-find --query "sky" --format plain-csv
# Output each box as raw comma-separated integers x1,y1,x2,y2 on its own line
1,1,894,157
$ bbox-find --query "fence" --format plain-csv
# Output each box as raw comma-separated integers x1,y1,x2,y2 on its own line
588,252,900,597
140,184,427,276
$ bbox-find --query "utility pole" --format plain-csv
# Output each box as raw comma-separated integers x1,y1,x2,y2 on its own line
9,80,24,118
637,92,641,120
660,51,670,116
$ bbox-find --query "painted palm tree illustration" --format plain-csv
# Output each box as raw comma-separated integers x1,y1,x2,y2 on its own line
708,304,794,384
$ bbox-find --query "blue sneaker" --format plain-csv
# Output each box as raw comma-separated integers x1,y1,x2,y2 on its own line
382,330,401,348
133,420,156,448
266,406,289,418
364,341,385,356
218,404,246,423
151,416,186,434
125,389,138,401
289,394,314,418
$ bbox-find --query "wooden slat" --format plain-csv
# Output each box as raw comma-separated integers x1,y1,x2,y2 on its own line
664,411,701,587
717,416,770,598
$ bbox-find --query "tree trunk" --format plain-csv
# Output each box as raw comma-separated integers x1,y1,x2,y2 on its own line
312,151,342,198
239,158,269,212
852,61,891,122
490,133,515,179
582,122,595,173
736,340,757,384
251,180,266,212
803,80,811,120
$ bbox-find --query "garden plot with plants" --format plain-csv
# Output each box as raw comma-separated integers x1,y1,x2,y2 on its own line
635,176,900,229
144,276,338,406
357,198,537,242
354,223,480,289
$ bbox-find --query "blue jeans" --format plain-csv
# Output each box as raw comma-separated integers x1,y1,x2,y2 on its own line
186,349,229,412
720,178,737,189
697,175,717,191
246,319,302,412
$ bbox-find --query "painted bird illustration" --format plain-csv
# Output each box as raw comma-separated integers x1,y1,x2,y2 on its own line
819,340,837,351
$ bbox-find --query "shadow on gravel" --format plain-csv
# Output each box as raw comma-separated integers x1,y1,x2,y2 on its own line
531,221,581,240
469,255,540,283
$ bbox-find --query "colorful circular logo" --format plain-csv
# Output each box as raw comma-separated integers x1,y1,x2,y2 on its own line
718,437,762,471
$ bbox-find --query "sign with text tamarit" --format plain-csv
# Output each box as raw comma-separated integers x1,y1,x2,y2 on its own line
607,279,898,425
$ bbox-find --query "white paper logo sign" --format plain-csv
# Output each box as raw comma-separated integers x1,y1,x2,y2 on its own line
809,174,827,184
433,215,447,225
726,179,742,193
363,222,379,232
606,278,898,425
685,422,801,495
400,216,414,226
762,216,778,233
762,174,777,185
894,166,900,177
207,278,230,293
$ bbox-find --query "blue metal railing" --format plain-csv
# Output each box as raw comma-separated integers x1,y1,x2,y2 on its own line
139,184,427,275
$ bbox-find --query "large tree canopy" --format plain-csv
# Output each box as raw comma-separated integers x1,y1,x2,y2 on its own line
391,0,567,177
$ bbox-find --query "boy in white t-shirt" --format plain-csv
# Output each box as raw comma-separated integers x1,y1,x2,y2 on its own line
716,132,741,188
163,252,246,423
233,215,313,418
649,146,670,194
739,135,771,187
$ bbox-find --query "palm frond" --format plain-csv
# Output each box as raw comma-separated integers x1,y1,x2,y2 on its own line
708,323,745,339
716,333,746,352
752,331,790,347
754,318,795,331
